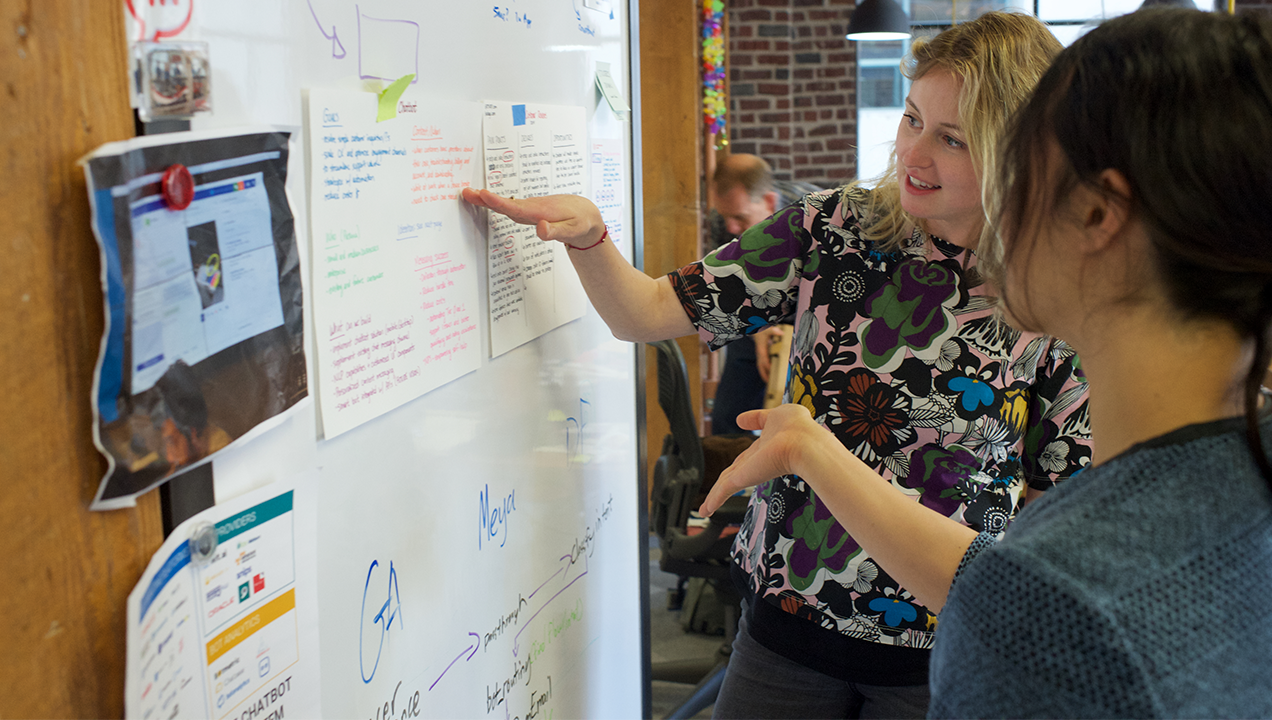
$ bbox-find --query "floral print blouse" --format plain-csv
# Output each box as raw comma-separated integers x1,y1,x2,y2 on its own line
669,186,1091,651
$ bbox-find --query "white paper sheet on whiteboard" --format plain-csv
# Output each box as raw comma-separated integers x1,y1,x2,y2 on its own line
307,88,483,438
482,102,589,357
590,137,628,262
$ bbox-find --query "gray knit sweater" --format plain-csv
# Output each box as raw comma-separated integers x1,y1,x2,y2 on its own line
930,414,1272,718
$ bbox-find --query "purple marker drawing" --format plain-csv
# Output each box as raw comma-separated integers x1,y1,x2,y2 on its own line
357,5,420,83
307,0,347,59
428,631,483,691
512,551,589,656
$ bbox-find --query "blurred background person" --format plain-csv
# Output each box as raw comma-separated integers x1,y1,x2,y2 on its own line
707,154,811,435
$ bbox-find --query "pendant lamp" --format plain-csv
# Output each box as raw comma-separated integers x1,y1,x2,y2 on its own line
846,0,912,41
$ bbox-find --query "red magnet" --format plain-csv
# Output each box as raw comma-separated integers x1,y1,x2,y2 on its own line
161,164,194,210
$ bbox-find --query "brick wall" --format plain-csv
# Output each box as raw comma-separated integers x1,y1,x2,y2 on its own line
725,0,858,186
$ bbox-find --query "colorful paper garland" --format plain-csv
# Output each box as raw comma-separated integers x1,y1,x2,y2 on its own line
702,0,726,139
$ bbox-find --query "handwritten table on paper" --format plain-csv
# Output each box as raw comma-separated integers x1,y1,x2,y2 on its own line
482,102,589,357
308,89,482,438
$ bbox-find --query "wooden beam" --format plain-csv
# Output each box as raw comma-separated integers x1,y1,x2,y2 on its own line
0,3,165,717
640,0,705,499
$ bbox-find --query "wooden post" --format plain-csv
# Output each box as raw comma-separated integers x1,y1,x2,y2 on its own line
0,3,165,717
640,0,705,497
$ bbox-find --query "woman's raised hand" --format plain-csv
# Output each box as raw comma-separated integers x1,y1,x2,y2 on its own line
699,403,834,517
461,188,605,250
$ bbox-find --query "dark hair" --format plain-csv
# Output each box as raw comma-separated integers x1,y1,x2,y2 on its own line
994,9,1272,482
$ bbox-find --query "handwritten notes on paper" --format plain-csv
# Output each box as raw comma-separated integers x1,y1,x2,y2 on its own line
309,89,481,438
482,102,589,357
591,138,627,260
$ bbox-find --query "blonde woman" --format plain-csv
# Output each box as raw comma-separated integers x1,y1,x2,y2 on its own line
701,8,1272,717
465,12,1086,716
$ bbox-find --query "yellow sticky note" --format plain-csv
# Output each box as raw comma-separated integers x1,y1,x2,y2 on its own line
376,74,415,122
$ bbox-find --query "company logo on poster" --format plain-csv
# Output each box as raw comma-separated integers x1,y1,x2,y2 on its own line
206,583,227,602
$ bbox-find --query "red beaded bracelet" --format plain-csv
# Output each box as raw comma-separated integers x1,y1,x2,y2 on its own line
568,226,608,251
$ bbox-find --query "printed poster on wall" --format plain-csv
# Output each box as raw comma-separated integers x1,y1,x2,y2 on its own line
83,130,308,510
125,473,321,720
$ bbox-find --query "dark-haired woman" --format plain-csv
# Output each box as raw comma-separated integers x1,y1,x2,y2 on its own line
700,7,1272,717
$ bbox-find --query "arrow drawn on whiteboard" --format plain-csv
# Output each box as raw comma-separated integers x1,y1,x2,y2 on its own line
429,632,481,691
430,503,609,689
307,0,348,58
528,567,564,601
512,550,589,657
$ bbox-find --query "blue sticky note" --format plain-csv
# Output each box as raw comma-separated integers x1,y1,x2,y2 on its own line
512,104,527,126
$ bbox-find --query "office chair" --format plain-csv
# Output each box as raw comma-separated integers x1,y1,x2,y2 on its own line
648,340,750,719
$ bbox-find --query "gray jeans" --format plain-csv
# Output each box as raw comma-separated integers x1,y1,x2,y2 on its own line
712,606,931,719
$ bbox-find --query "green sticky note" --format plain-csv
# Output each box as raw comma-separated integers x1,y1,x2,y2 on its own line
376,73,415,122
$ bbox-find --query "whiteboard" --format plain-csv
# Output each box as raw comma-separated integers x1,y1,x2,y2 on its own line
142,0,648,717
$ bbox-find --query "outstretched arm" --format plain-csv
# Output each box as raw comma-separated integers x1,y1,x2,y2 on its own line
700,404,978,612
462,188,695,342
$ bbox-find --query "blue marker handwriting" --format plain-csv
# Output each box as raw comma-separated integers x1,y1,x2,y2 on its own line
360,560,404,683
479,484,517,550
492,6,532,28
564,398,590,463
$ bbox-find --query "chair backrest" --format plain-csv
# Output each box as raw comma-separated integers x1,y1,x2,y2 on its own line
648,340,705,539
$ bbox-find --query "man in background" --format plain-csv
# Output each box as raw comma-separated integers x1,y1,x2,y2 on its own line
706,155,819,434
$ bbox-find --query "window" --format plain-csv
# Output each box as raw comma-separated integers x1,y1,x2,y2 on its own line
860,66,904,108
910,0,1030,23
855,0,1215,180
